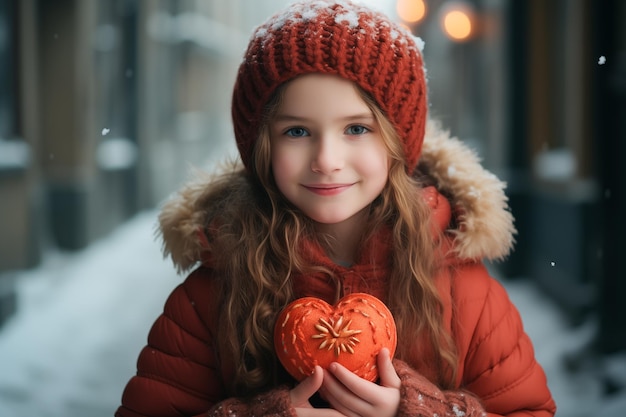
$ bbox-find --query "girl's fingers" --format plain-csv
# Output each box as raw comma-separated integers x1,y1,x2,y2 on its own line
321,351,402,417
323,363,371,415
377,348,401,389
290,366,324,407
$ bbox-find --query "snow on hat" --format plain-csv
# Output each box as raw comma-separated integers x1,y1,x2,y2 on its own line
232,0,427,172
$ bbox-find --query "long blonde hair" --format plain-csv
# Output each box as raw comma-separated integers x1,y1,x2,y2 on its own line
207,81,457,396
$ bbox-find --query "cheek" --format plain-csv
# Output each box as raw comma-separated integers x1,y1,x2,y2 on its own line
271,146,300,189
362,152,390,195
359,146,390,180
372,162,390,192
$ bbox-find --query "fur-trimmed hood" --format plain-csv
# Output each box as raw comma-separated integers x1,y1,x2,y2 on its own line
158,120,516,272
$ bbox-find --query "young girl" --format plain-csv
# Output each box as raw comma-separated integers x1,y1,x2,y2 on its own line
116,1,556,416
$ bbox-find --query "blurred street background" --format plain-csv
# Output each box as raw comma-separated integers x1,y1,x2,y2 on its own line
0,0,625,416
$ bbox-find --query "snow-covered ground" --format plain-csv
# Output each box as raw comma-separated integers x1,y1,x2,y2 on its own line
0,210,624,416
0,211,177,416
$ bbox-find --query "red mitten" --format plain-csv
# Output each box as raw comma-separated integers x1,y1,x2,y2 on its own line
274,293,397,382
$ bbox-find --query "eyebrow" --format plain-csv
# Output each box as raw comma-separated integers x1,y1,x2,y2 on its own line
273,113,375,123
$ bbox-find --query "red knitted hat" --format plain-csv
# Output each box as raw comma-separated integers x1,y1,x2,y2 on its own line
232,0,427,172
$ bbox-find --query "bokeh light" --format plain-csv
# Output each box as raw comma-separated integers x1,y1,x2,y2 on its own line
396,0,426,23
441,5,473,41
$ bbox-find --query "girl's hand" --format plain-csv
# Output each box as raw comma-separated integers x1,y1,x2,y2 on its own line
320,348,401,417
290,366,346,417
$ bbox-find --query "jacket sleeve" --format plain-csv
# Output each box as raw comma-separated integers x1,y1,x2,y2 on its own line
394,359,486,417
115,267,303,417
115,268,228,417
452,263,557,417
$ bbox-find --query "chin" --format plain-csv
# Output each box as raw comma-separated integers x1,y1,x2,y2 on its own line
306,212,351,225
311,216,350,225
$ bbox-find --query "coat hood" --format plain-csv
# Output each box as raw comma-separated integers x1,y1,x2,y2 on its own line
158,120,516,272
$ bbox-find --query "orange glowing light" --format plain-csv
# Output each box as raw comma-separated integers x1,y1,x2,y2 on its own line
443,9,472,41
397,0,426,23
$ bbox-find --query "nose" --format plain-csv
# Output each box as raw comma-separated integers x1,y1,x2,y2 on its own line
311,135,344,173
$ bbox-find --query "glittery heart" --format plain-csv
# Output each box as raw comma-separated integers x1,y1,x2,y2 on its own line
274,293,397,382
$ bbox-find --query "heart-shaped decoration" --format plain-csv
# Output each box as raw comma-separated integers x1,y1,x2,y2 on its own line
274,293,397,382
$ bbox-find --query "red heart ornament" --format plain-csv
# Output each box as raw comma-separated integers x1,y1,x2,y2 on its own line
274,293,397,382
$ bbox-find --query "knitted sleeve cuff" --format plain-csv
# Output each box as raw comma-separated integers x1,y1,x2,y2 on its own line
207,386,298,417
393,359,487,417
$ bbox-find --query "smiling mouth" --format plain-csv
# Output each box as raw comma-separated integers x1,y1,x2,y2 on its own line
303,184,353,196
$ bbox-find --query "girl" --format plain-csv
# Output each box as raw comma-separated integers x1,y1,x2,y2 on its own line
116,1,556,416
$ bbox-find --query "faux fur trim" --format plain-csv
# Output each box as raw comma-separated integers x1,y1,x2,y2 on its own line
158,164,253,273
419,120,516,261
157,120,516,271
158,169,215,273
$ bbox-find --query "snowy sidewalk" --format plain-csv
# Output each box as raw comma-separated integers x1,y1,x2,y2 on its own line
502,279,626,416
0,211,177,417
0,210,625,416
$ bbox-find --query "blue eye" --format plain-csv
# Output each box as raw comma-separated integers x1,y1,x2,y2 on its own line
346,125,369,135
285,127,309,137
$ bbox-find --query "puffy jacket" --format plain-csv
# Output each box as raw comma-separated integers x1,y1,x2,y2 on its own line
116,121,556,417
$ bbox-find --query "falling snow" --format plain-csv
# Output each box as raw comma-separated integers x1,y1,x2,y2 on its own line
598,55,606,65
101,128,110,136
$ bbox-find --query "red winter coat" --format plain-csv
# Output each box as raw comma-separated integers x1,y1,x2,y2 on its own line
116,121,556,417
